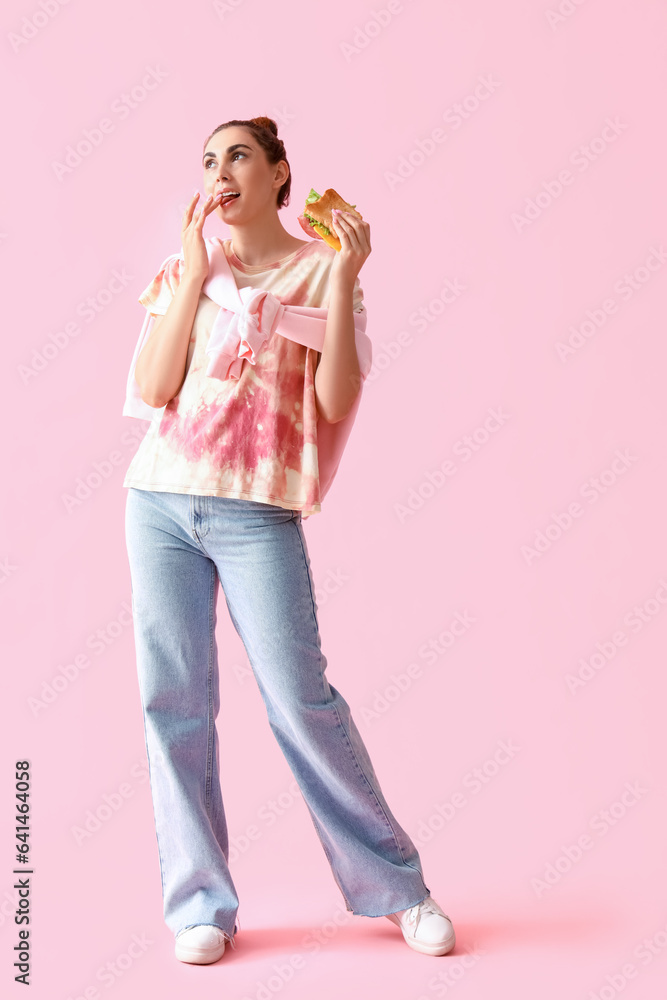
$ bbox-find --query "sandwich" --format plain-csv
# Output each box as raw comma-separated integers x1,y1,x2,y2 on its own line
298,188,363,251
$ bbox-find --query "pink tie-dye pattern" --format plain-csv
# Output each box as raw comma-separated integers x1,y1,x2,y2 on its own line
157,338,316,496
122,239,362,516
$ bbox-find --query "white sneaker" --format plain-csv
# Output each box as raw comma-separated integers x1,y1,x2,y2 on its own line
174,924,232,964
385,896,456,956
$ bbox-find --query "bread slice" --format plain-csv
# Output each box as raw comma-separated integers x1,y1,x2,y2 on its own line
305,189,362,230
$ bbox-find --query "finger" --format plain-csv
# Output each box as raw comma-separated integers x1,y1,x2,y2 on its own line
348,216,371,252
206,193,223,215
200,193,222,220
195,195,215,226
329,213,347,247
187,206,202,229
333,210,359,229
183,192,200,221
331,211,350,237
183,209,199,231
355,223,371,253
332,212,361,252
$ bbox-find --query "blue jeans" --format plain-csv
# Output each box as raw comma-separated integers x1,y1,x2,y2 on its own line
124,488,430,947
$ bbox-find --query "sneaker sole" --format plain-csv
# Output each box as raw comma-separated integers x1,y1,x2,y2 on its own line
175,937,227,964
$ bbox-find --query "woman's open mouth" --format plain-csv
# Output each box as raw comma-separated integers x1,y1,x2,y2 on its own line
219,191,241,207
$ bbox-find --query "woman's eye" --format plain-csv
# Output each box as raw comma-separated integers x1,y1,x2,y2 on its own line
204,152,245,168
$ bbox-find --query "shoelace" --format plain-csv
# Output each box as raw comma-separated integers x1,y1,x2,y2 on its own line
220,912,242,951
403,898,445,933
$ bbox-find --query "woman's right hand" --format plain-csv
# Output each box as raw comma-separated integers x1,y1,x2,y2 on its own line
181,191,222,283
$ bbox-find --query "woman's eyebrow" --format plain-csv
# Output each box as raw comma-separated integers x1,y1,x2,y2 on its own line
202,144,253,163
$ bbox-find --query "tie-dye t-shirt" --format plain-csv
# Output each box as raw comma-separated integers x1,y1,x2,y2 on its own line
122,238,365,517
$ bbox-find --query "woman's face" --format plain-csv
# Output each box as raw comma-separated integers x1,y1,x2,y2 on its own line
202,126,287,221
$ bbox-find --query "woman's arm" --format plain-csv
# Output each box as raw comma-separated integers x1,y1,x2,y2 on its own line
314,208,371,424
314,274,361,423
134,273,204,408
135,192,221,409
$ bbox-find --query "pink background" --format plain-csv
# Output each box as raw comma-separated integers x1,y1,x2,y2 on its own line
2,1,667,997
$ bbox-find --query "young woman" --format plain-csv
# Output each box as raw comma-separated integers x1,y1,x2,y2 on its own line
123,116,455,965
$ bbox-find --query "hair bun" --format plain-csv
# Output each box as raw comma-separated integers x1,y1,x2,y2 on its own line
250,116,278,136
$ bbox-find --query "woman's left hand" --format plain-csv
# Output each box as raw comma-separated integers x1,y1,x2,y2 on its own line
329,210,372,287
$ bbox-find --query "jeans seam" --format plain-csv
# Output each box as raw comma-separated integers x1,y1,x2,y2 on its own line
290,516,415,874
333,706,414,870
139,704,167,897
301,800,354,911
205,559,217,814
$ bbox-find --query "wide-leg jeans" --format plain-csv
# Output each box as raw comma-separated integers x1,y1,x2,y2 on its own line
124,488,430,947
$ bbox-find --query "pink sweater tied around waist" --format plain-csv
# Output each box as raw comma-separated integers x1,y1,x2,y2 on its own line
122,236,373,503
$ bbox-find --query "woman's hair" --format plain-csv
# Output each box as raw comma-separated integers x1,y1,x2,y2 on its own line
203,116,292,209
